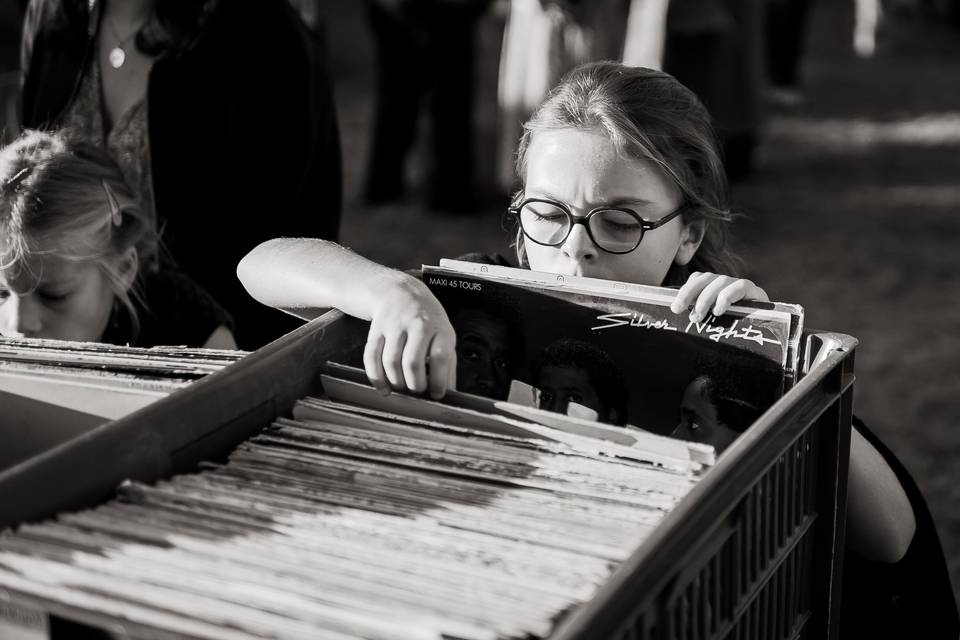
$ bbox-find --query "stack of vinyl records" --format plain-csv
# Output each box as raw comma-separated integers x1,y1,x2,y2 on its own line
0,377,713,640
0,337,245,471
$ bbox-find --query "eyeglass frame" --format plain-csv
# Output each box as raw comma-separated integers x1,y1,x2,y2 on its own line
508,196,690,255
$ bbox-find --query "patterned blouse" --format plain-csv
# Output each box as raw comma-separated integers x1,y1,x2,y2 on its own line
60,44,158,266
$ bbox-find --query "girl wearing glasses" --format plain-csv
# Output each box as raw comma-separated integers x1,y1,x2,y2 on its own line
239,62,958,635
240,62,765,395
0,129,235,348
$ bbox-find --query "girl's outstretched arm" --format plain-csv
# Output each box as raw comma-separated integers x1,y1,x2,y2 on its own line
237,238,456,398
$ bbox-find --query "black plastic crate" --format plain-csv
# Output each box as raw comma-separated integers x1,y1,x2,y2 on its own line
0,315,855,639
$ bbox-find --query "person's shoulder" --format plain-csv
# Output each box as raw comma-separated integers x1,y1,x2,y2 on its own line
143,269,232,320
135,268,234,348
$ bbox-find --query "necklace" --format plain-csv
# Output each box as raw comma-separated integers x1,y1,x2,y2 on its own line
105,15,146,69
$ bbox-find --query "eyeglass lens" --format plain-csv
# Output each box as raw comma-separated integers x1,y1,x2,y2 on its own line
519,201,643,252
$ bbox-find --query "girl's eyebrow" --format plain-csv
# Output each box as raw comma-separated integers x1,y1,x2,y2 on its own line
526,190,656,208
603,197,656,208
39,278,80,295
35,264,81,289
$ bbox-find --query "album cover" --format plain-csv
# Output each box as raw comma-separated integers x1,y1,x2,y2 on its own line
423,261,804,438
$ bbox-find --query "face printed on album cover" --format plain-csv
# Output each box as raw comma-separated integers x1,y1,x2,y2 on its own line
453,307,521,401
672,375,759,452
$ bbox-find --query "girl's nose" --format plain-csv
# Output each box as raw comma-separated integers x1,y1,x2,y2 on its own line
561,223,597,263
10,294,42,337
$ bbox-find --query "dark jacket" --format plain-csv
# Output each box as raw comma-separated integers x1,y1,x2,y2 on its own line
20,0,342,349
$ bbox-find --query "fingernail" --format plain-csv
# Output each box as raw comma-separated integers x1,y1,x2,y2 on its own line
689,311,701,323
713,305,722,316
670,302,681,314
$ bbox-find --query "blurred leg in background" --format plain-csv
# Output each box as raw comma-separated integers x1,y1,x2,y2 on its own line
366,0,425,205
495,0,565,195
664,0,766,182
365,0,489,212
853,0,881,58
766,0,813,108
422,1,483,211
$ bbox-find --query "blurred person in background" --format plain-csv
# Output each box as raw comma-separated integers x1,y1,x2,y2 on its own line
364,0,493,213
0,2,27,74
854,0,882,57
19,0,342,349
663,0,765,182
0,0,28,145
497,0,764,187
765,0,813,109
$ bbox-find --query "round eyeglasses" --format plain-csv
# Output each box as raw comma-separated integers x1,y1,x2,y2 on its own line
509,197,688,255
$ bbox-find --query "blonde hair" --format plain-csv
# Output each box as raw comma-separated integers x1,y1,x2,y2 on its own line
514,62,743,285
0,129,154,332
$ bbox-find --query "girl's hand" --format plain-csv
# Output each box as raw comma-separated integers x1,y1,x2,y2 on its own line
669,272,769,322
364,273,457,400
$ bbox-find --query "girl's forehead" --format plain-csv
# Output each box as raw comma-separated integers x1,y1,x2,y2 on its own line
525,128,678,205
528,128,621,166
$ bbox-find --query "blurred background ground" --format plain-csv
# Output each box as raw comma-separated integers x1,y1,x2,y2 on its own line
318,0,960,605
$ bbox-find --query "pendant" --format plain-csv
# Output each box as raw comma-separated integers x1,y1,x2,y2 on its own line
109,46,126,69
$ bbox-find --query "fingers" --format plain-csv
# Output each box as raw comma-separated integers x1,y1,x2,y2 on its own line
365,320,456,398
670,271,714,315
365,323,415,394
401,325,431,395
692,275,734,321
379,329,409,392
671,273,768,321
427,328,457,400
713,279,766,316
362,278,457,398
363,331,390,395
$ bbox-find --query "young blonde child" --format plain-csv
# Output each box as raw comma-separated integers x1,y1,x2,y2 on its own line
0,129,235,348
238,63,957,634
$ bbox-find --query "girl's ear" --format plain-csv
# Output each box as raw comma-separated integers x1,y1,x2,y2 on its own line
115,246,138,292
674,218,706,266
